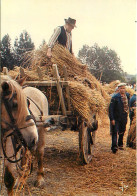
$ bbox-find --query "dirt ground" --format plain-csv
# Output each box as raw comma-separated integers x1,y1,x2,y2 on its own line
0,117,136,196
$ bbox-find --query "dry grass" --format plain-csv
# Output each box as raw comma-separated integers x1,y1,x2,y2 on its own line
69,81,108,124
126,87,135,97
103,80,120,95
1,117,135,196
127,110,136,149
0,117,136,196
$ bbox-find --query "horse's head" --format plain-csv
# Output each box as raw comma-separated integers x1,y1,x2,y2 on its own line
1,75,38,152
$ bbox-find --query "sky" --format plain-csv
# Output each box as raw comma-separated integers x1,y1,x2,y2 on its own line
1,0,136,75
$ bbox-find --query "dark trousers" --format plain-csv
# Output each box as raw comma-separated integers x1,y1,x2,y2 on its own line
111,119,127,149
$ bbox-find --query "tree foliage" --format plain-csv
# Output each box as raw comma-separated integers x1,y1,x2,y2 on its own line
1,31,35,70
1,34,14,70
78,43,125,83
14,30,35,66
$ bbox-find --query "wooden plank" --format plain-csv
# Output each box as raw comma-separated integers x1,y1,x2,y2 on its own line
24,80,68,87
63,65,71,111
50,111,72,115
35,115,62,122
52,64,67,116
3,67,8,75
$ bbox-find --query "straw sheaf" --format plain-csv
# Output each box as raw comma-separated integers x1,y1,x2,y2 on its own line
68,81,108,123
103,80,120,95
126,87,135,97
51,44,87,78
127,110,136,149
8,66,52,81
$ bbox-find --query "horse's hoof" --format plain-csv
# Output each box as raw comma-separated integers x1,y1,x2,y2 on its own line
34,178,45,188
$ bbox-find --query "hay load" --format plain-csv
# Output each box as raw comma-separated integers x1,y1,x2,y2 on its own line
127,109,136,149
22,44,110,99
8,44,112,124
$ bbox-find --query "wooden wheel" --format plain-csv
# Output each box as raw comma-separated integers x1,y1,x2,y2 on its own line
79,121,96,164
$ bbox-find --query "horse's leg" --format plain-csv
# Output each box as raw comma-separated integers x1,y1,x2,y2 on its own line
34,127,46,187
4,166,15,196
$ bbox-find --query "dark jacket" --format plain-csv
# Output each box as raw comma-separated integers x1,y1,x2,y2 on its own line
129,94,136,108
57,26,72,53
109,92,130,122
129,94,136,120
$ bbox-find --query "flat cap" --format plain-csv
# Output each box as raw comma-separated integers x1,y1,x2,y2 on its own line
117,83,126,87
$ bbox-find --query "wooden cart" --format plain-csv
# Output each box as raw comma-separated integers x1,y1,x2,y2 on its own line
3,65,97,164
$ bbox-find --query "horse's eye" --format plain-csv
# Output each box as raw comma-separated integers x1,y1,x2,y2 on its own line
12,101,18,109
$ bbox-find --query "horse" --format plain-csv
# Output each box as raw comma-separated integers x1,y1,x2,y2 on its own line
1,75,38,196
23,86,49,187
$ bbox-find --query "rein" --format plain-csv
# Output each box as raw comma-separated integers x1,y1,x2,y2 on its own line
1,93,35,163
27,96,43,117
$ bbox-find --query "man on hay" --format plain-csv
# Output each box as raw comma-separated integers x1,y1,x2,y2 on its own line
47,17,76,58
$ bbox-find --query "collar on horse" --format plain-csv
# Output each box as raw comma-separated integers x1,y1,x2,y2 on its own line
1,92,35,163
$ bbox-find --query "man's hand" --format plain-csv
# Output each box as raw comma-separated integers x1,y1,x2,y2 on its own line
47,48,52,58
111,120,115,126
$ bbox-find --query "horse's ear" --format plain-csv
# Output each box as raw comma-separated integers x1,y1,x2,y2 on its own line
17,76,27,86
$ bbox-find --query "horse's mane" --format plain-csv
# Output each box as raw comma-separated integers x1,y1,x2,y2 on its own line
1,75,28,126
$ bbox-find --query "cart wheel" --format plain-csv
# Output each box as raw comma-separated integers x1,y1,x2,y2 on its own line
79,121,96,164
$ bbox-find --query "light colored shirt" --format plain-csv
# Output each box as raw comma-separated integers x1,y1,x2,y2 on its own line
48,26,72,51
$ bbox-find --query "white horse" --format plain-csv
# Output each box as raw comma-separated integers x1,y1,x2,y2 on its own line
1,75,38,196
23,86,49,187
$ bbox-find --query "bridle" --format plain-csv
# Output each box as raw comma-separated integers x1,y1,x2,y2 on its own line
1,91,36,163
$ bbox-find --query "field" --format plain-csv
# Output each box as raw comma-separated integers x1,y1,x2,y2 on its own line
0,116,136,196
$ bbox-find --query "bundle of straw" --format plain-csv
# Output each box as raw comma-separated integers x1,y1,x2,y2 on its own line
68,81,108,123
102,80,120,95
126,87,135,97
127,110,136,149
8,66,52,81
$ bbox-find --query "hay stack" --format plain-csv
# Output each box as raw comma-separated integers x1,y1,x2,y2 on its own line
8,44,112,124
127,110,136,149
23,44,110,100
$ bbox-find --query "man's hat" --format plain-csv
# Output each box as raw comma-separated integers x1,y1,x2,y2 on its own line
65,17,76,27
117,83,126,88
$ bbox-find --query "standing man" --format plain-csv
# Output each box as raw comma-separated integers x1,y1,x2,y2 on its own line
47,17,76,58
109,83,130,153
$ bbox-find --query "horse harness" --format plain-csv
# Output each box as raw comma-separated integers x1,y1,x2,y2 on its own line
1,91,36,163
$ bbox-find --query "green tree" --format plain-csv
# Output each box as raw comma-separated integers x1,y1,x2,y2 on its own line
1,34,14,70
78,43,124,83
14,30,35,66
